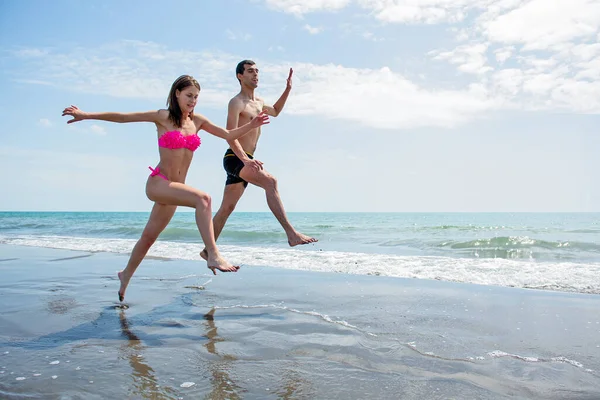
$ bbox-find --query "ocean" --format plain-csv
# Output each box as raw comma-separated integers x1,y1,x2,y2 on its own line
1,211,599,294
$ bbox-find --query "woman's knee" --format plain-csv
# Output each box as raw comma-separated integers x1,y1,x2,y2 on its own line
194,192,212,210
139,232,158,247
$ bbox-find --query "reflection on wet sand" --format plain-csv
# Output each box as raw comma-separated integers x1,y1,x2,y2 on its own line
203,308,313,399
118,310,177,399
276,367,314,400
203,308,244,399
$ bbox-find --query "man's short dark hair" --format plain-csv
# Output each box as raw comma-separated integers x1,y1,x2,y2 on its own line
236,59,255,83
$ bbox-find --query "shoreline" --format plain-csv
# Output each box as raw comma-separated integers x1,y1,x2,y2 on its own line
1,242,599,297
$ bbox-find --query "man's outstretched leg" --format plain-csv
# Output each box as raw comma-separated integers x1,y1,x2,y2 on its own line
239,167,317,247
201,182,246,260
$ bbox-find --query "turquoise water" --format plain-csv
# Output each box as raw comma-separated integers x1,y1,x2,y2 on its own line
2,212,600,294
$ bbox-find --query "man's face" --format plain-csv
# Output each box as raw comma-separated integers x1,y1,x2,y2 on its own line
240,64,259,88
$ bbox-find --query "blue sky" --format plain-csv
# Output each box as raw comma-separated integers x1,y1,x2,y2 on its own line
1,0,600,212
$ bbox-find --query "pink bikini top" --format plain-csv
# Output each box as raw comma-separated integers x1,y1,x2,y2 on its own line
158,131,201,151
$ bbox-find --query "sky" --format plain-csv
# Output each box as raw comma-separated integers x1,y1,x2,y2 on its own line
1,0,600,212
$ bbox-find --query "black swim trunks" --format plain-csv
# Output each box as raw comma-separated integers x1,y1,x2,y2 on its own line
223,148,253,187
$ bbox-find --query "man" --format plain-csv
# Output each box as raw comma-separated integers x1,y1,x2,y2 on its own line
201,60,317,262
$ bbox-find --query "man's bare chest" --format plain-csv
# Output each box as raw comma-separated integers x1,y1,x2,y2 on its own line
240,101,263,119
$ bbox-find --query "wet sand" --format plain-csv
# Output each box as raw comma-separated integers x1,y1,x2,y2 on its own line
0,244,599,399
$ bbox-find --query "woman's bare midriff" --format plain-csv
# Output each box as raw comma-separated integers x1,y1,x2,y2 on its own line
145,149,194,198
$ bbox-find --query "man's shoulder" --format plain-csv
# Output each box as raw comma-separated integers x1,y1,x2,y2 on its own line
228,94,244,108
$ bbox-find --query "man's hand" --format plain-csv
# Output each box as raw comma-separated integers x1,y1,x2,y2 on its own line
286,68,293,91
243,158,264,171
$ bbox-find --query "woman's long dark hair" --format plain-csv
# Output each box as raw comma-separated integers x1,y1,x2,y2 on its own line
166,75,201,128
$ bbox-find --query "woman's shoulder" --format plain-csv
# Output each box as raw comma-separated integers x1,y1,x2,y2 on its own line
156,109,170,119
191,112,208,124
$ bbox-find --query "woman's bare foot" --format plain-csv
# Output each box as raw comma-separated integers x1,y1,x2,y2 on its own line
117,270,131,302
200,248,208,261
288,232,318,247
204,252,240,275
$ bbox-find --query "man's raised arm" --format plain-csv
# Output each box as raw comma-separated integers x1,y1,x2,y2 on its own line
262,68,293,117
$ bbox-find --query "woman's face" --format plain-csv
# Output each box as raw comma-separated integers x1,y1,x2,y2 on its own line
176,85,200,114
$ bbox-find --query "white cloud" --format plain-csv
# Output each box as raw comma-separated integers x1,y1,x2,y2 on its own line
574,57,600,80
489,61,600,113
338,22,385,41
90,125,107,135
264,0,350,15
357,0,483,24
431,42,493,74
286,64,495,128
478,0,600,113
65,123,110,136
264,0,600,105
265,0,491,23
417,0,600,114
569,43,600,61
454,28,470,42
264,0,600,44
523,72,563,96
15,48,49,58
303,24,323,34
494,46,514,64
11,28,600,131
489,68,524,98
523,56,560,72
550,79,600,112
482,0,600,51
362,31,384,41
15,79,54,86
12,40,239,104
11,40,500,129
38,118,52,128
225,30,252,41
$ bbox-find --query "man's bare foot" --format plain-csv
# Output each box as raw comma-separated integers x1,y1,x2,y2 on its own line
200,249,208,261
205,252,240,275
117,270,130,302
288,232,318,247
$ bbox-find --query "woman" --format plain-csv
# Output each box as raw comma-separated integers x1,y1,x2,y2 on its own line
62,75,269,302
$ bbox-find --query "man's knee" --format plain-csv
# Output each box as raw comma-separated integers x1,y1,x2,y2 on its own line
242,168,275,186
263,174,277,191
246,169,276,189
221,201,237,216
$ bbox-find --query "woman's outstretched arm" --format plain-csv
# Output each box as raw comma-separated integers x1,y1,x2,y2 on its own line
62,105,163,124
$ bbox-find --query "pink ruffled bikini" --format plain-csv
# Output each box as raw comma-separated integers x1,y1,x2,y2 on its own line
149,131,201,180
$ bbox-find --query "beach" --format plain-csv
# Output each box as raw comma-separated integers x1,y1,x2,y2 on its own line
1,243,599,399
3,0,600,397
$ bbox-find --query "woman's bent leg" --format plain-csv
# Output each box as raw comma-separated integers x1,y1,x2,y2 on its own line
146,178,239,275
